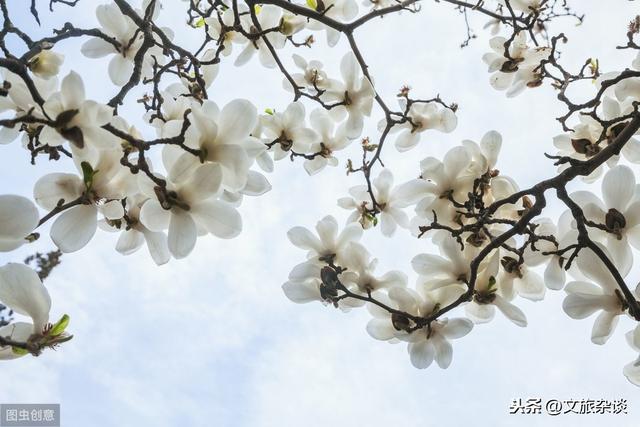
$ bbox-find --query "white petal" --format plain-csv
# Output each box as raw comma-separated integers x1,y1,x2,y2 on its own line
0,195,39,240
108,55,134,86
139,199,171,232
167,212,197,259
0,264,50,333
115,229,144,255
432,335,453,369
408,340,435,369
494,295,527,327
99,200,124,220
191,200,242,239
442,318,473,339
282,280,320,303
591,310,619,345
50,205,97,252
366,318,396,341
61,71,85,108
465,302,495,324
602,165,635,211
142,229,170,265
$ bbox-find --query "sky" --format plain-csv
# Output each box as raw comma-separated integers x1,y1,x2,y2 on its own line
1,1,640,426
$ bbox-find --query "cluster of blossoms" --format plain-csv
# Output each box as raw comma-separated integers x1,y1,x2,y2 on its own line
0,0,639,390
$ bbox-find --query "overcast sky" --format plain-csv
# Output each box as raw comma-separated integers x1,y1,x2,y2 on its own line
1,1,640,426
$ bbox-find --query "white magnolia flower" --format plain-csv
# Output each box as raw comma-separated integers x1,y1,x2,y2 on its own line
553,98,640,182
235,5,286,68
461,130,502,177
403,287,473,369
465,250,528,327
81,2,171,86
303,109,351,175
412,233,478,291
282,262,363,310
34,149,136,253
139,162,241,259
326,53,375,139
166,99,261,192
148,86,196,138
261,102,318,161
341,242,407,295
28,50,64,79
568,165,640,273
0,71,56,145
623,325,640,386
498,254,546,302
563,246,634,345
284,54,334,93
100,194,171,266
0,264,51,360
0,195,39,252
483,32,549,97
307,0,358,46
339,169,429,236
40,71,115,152
413,146,474,228
523,218,575,291
287,215,363,265
205,7,248,57
391,101,457,152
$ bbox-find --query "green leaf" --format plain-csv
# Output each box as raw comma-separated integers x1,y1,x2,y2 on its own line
306,0,318,9
264,108,275,115
194,17,205,28
11,347,29,356
49,314,70,337
81,161,97,190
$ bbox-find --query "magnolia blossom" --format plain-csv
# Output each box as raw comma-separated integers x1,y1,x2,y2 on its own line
284,54,335,93
339,169,428,236
483,32,549,97
204,7,248,57
81,2,171,86
303,109,351,175
307,0,358,46
287,215,363,265
412,233,478,291
100,194,171,266
568,165,640,273
464,251,528,327
326,53,375,139
0,264,51,360
139,161,241,259
553,97,640,182
523,218,575,290
0,71,56,145
235,5,286,68
166,99,261,192
27,50,64,79
390,101,457,152
412,145,475,228
34,149,137,252
40,71,115,154
341,242,407,295
370,286,474,369
261,102,318,161
0,195,39,252
562,246,633,345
